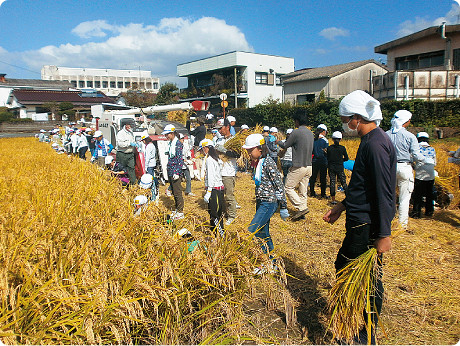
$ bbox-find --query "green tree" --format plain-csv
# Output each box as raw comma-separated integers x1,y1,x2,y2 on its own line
121,90,157,108
155,83,179,105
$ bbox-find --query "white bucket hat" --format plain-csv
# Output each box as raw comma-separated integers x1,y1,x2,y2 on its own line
105,156,114,165
242,133,265,149
162,124,176,135
332,131,343,139
286,128,293,134
417,131,429,139
94,130,103,138
263,126,270,132
317,124,327,132
139,173,154,189
241,124,249,130
269,127,278,133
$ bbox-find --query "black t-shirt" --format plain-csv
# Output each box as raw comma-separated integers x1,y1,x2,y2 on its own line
191,125,206,146
326,144,348,168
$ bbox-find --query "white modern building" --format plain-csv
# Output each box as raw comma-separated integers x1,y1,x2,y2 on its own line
41,65,160,97
177,51,295,107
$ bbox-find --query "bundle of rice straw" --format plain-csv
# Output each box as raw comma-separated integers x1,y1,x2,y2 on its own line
221,124,263,165
326,248,379,344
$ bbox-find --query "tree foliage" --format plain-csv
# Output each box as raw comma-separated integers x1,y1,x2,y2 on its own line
155,83,180,105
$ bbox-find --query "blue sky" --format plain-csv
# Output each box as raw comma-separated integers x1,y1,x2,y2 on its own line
0,0,458,87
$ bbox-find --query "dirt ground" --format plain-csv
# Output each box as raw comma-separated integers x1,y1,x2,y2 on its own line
163,172,460,345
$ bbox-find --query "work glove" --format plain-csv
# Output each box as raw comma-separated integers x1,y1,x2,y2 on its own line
203,190,212,203
172,174,180,181
130,142,139,148
90,156,95,163
280,208,290,221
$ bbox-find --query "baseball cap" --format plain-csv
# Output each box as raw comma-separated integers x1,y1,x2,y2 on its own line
269,127,278,133
105,156,114,165
417,132,429,139
317,124,327,131
263,126,270,132
134,195,148,207
199,138,214,149
241,124,249,130
286,128,293,134
141,131,149,140
332,131,343,139
214,118,230,129
227,116,236,122
94,130,103,137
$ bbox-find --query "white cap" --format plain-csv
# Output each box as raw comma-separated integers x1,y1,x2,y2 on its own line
179,133,185,139
141,131,149,140
139,173,154,189
105,156,114,165
85,127,92,132
199,138,214,149
286,128,293,134
263,126,270,132
227,115,236,122
417,131,429,139
51,143,58,147
162,124,176,135
317,124,327,131
269,127,278,133
241,124,249,130
332,131,343,139
40,129,45,133
94,130,103,137
242,133,265,149
175,228,192,238
134,195,148,206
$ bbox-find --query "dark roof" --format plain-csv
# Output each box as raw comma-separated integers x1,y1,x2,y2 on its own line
0,78,72,90
375,24,460,54
282,60,387,84
12,89,115,106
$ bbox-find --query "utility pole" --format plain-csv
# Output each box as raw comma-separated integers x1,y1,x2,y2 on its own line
234,67,238,109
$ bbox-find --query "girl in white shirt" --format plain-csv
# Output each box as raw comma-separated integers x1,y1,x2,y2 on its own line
141,134,158,201
200,139,225,237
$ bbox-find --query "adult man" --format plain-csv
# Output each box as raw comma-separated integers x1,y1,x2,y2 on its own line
116,124,137,185
215,118,239,225
277,111,314,221
190,118,206,148
323,90,396,344
386,110,425,229
227,116,237,136
205,111,214,124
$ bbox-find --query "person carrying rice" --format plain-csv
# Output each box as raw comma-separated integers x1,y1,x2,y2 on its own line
323,90,396,344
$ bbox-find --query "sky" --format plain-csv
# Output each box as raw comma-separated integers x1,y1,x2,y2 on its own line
0,0,459,88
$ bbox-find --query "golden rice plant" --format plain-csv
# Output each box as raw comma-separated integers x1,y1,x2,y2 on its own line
223,125,263,166
167,110,189,125
0,137,283,344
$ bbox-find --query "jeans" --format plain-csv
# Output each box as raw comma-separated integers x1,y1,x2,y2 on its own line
247,200,278,255
310,160,328,197
183,167,192,194
335,220,384,327
146,166,159,201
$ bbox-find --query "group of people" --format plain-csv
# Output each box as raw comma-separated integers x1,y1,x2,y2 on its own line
39,89,451,345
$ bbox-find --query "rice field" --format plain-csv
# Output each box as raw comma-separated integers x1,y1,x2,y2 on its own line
0,137,459,345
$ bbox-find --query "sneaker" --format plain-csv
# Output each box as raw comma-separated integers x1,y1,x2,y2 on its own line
165,189,172,197
225,217,235,226
291,208,309,221
236,204,241,209
253,263,279,275
185,192,196,196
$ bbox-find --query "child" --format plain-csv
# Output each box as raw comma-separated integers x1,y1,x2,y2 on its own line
309,124,329,198
412,132,436,218
200,138,225,237
133,195,149,217
326,131,349,204
242,134,289,273
141,132,159,201
105,156,130,186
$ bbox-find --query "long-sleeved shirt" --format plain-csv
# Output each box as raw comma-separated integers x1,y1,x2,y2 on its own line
327,143,348,168
144,142,157,169
312,136,328,164
204,155,224,189
278,126,314,167
415,143,436,181
116,128,135,153
266,134,279,160
77,134,88,150
254,156,287,209
190,125,206,146
215,136,238,177
166,137,184,177
342,127,396,238
93,138,113,158
386,127,425,163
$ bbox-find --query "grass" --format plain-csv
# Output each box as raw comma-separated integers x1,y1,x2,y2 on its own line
0,137,459,345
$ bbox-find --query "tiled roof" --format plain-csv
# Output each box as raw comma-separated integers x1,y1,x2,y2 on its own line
12,89,115,106
0,78,72,90
282,60,388,84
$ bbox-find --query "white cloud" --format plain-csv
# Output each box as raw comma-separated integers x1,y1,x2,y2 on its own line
396,4,460,37
12,17,252,84
0,0,7,7
72,20,117,39
319,27,350,40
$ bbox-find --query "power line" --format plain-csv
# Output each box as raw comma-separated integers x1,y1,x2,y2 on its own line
0,60,41,76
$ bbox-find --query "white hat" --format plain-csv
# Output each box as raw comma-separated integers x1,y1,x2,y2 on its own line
263,126,270,132
175,228,192,238
134,195,148,206
269,127,278,133
242,133,265,149
227,116,236,122
390,110,412,134
139,173,154,189
286,128,293,134
85,127,92,132
94,130,103,137
40,129,45,133
141,131,149,140
162,124,176,135
417,131,429,139
51,143,59,147
332,131,343,139
105,156,114,165
339,90,382,126
241,124,249,130
199,138,214,149
317,124,327,131
179,133,185,139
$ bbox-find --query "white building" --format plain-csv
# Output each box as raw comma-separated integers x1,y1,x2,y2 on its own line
177,51,295,107
41,65,160,97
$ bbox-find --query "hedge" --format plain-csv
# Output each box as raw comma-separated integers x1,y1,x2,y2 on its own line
229,99,460,133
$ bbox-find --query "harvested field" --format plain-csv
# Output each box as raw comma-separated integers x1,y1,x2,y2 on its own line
0,137,459,345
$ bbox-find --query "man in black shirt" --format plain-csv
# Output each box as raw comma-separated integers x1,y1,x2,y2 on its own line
190,118,206,147
323,90,396,344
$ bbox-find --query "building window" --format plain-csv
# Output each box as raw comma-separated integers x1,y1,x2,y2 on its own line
395,50,444,70
70,80,77,87
110,81,116,88
95,81,101,88
117,81,123,88
102,81,108,88
255,72,268,84
153,82,159,89
276,74,283,85
86,81,93,88
79,81,85,88
146,82,152,89
125,82,131,88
